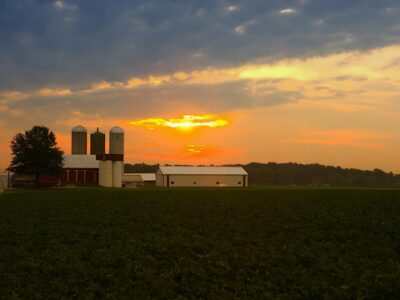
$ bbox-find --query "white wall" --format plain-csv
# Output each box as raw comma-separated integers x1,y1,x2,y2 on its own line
157,174,247,187
112,161,123,188
122,174,143,182
99,160,113,187
156,169,165,187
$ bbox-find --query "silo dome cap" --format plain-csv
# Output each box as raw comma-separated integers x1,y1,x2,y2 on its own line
110,126,124,133
72,125,87,133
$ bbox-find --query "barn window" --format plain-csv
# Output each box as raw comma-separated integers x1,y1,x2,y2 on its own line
171,181,174,185
193,181,196,184
238,181,242,185
216,181,220,185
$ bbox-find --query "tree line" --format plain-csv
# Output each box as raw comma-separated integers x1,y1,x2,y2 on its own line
125,162,400,187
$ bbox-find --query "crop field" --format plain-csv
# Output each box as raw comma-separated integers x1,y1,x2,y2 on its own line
1,188,400,299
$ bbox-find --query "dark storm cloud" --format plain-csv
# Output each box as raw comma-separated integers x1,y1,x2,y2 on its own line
1,0,400,90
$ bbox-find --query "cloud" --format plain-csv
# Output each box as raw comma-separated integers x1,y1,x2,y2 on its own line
36,88,72,96
0,91,27,102
279,8,297,15
3,43,400,108
53,0,77,11
182,144,220,158
234,20,256,35
128,115,229,131
227,6,237,12
1,0,400,91
133,143,243,164
2,43,400,136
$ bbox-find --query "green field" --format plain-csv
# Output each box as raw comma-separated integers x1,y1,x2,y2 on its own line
1,188,400,299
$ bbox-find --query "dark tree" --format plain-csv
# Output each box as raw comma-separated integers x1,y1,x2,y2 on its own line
8,126,64,186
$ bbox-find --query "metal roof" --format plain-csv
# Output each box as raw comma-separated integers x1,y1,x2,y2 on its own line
72,125,87,133
124,173,156,181
159,166,248,175
122,174,143,182
110,126,124,133
63,155,99,169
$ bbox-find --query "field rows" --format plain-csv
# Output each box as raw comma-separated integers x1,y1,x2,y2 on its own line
1,188,400,298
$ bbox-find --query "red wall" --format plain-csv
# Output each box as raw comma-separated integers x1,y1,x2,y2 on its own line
37,169,99,187
63,169,99,184
38,175,59,187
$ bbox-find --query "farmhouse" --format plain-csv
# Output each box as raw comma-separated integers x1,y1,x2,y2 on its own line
156,166,248,187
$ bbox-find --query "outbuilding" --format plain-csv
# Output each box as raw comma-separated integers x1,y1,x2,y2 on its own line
62,155,99,185
156,166,248,187
123,173,156,188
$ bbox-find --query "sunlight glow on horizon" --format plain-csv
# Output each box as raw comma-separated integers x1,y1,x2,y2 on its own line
128,114,229,131
183,144,219,157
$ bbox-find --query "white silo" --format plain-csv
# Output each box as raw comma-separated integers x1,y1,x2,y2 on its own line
99,160,113,187
109,126,124,155
71,125,87,155
112,161,123,187
109,126,124,188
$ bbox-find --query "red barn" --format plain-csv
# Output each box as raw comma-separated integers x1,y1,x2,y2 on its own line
62,155,99,185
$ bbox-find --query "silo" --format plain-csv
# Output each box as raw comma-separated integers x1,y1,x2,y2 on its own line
71,125,87,155
90,127,105,155
99,160,113,187
109,126,124,155
112,161,123,188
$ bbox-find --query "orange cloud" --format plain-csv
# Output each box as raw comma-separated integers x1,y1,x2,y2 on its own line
128,114,229,131
132,143,243,164
3,44,400,104
36,88,72,96
182,144,219,158
0,91,27,101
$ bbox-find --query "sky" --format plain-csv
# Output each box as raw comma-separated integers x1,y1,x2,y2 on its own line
1,0,400,172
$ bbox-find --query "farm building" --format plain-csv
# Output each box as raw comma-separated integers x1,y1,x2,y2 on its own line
123,173,156,188
62,155,99,185
0,171,9,190
156,166,248,187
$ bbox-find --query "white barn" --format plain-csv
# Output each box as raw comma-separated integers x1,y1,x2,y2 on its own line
156,166,248,187
123,173,156,188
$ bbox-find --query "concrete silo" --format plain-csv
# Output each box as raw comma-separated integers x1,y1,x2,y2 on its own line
109,126,124,155
112,160,123,188
99,160,113,187
71,125,87,155
97,126,124,188
110,126,124,188
90,127,105,155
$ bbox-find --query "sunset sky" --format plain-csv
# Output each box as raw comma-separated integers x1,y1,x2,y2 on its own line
1,0,400,172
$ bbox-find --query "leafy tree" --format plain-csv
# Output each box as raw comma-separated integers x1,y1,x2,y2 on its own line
8,126,64,186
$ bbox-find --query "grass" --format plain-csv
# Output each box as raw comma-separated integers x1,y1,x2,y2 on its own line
1,187,400,299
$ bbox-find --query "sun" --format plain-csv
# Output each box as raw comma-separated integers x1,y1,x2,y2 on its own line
128,114,229,131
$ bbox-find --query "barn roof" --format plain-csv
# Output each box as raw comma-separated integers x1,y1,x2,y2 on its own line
140,173,156,181
123,173,156,181
159,166,248,175
63,155,99,169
